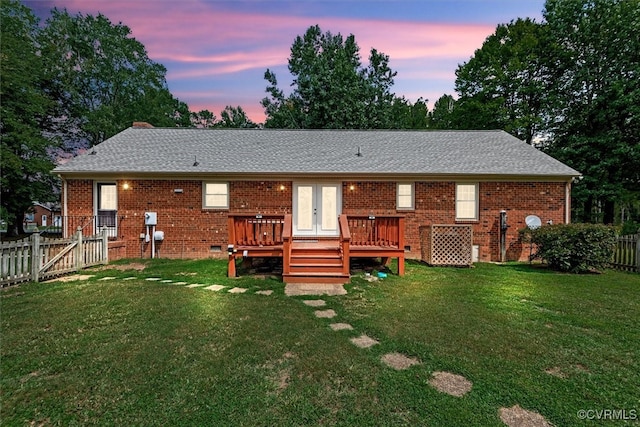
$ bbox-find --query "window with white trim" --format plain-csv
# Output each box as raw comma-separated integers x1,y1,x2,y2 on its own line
203,182,229,209
456,183,478,220
397,183,414,210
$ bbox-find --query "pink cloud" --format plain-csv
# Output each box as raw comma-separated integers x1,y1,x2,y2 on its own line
37,0,498,122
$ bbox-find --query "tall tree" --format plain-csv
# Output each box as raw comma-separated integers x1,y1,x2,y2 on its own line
453,18,550,144
190,110,217,128
429,94,456,129
262,25,399,129
543,0,640,223
218,106,258,128
0,0,58,236
40,9,188,148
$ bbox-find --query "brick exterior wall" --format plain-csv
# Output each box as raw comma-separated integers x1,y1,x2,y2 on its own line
63,178,568,262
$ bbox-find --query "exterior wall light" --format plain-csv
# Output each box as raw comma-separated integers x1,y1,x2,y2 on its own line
122,182,130,190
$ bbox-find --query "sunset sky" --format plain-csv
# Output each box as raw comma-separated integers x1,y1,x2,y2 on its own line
25,0,546,123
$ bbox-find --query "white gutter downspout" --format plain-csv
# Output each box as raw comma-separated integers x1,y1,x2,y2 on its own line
565,180,571,224
60,175,68,237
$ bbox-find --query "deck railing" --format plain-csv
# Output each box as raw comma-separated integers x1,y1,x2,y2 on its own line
338,215,351,276
346,215,405,248
228,214,287,246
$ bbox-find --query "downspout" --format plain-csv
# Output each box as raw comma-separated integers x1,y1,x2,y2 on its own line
565,181,571,224
60,175,68,237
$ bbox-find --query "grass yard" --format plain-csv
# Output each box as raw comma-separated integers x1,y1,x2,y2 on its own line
1,259,638,426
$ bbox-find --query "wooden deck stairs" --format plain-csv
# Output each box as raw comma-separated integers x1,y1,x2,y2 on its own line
284,240,350,284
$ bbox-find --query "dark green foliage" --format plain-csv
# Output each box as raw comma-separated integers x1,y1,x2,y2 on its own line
543,0,640,223
262,25,425,129
0,0,58,235
453,18,549,144
40,9,189,147
529,223,617,273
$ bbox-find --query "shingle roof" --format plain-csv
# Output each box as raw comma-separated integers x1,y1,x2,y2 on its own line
54,128,580,178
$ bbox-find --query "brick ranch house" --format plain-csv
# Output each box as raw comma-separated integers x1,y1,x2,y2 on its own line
54,124,580,283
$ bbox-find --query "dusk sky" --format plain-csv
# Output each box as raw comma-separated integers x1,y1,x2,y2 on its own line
25,0,546,123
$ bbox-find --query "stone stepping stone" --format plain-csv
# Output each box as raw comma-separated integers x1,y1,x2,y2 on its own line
314,309,337,318
256,290,274,296
123,277,137,280
329,323,353,331
98,277,116,281
381,352,421,370
145,277,162,281
204,285,225,291
350,334,379,348
303,299,326,307
172,281,187,285
186,284,206,288
429,371,472,397
499,405,553,427
228,287,247,294
160,279,173,283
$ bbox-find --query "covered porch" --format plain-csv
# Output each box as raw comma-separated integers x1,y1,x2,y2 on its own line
227,214,405,284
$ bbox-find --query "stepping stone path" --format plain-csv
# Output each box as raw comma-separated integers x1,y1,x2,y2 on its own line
303,299,326,307
350,334,379,349
381,352,421,370
55,274,553,424
499,405,553,427
329,323,353,331
429,371,473,397
314,309,337,318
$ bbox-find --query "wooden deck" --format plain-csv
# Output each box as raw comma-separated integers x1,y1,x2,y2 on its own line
227,214,405,284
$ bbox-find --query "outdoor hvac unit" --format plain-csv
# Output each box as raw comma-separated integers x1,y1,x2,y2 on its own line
420,224,473,267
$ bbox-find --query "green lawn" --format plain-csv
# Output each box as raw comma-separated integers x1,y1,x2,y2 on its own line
1,260,638,426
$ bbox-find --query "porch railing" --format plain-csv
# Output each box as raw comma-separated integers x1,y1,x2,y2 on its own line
39,215,119,239
346,215,405,248
228,214,287,247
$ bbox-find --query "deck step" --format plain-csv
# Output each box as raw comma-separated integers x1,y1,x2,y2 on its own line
283,272,350,284
284,243,348,284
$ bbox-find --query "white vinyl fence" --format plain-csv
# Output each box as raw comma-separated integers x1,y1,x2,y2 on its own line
1,228,108,286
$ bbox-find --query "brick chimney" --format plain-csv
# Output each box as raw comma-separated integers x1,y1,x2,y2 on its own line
132,122,154,128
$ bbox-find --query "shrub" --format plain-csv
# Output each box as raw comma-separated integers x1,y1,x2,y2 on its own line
529,223,617,273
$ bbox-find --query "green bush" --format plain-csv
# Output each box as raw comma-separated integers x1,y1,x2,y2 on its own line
529,223,617,273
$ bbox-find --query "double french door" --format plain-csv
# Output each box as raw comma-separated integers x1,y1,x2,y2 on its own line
292,183,341,237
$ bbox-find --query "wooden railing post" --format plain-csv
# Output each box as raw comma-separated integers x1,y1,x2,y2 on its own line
397,217,405,276
339,215,351,277
282,214,292,276
75,227,83,271
102,228,109,264
30,232,40,283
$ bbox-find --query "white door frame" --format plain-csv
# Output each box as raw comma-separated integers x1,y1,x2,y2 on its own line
292,182,341,237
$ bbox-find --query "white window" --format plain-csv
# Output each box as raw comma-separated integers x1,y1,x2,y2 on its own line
203,182,229,209
456,183,478,220
397,183,414,210
97,183,117,228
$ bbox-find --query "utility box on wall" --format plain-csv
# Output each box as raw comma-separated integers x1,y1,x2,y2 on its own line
144,212,157,226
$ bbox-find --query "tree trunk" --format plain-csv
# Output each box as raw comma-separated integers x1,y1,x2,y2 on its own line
603,200,615,225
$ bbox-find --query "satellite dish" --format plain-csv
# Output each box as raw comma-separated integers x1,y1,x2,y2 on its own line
525,215,542,229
